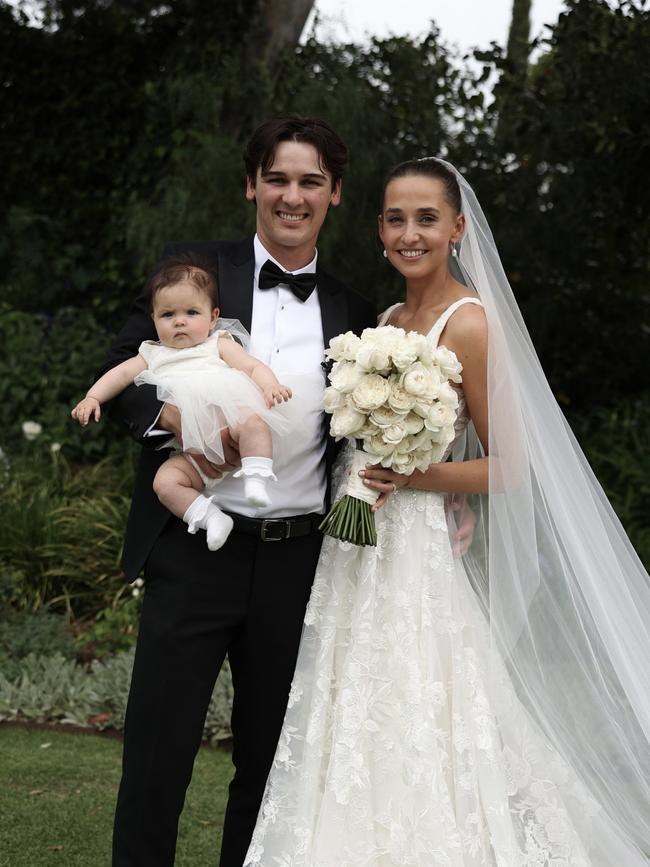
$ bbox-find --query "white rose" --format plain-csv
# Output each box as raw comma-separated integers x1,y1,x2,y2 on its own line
369,405,401,428
391,340,419,371
326,331,362,362
22,421,42,441
322,386,346,413
390,451,418,475
330,406,366,439
401,363,441,399
364,434,395,458
351,374,392,412
438,381,460,409
387,382,417,415
329,361,365,394
403,412,425,435
425,404,457,431
357,420,380,440
435,346,463,383
395,435,415,454
355,344,391,373
50,442,62,454
382,420,408,445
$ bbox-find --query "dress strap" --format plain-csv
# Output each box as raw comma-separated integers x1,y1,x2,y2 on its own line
428,297,483,348
377,303,401,327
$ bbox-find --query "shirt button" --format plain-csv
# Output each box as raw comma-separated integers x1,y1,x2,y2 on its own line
280,305,285,311
276,348,280,354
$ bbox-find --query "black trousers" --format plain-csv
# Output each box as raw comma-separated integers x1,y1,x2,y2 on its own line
111,516,323,867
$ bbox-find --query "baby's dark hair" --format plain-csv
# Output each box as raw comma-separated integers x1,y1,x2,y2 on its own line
147,254,219,310
381,158,462,215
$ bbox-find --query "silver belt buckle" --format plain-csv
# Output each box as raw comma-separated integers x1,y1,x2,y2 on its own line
260,519,289,542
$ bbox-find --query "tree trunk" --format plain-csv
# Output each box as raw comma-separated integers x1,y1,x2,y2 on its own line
221,0,315,137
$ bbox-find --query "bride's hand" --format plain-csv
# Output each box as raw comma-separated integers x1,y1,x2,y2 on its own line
358,464,408,512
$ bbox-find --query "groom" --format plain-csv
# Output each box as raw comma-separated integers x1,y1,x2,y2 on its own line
105,115,375,866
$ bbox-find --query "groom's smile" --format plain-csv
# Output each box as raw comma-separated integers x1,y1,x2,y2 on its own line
246,140,341,271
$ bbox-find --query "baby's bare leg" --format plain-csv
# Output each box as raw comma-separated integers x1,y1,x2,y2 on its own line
230,416,276,508
229,414,272,460
153,455,204,518
153,455,233,551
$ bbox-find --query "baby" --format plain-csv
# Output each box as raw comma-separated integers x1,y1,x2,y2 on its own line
72,256,292,551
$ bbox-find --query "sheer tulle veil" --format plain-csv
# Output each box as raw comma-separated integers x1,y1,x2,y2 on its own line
440,159,650,860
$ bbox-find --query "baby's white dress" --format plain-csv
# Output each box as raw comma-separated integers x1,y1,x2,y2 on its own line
134,330,291,464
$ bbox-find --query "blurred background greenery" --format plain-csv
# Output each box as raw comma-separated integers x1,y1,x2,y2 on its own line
0,0,648,691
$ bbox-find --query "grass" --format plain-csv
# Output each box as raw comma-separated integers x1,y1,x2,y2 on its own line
0,725,233,866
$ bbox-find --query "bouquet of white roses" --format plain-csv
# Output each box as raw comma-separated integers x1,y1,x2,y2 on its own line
319,325,463,546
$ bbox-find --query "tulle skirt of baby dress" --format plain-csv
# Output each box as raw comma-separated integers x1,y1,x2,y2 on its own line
135,330,292,464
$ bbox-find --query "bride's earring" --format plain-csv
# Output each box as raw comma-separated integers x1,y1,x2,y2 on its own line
449,242,458,258
382,249,388,258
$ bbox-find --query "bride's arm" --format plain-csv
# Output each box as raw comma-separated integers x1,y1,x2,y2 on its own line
363,304,489,499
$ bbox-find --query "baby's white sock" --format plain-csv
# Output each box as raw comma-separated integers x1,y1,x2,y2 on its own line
233,457,277,508
182,494,234,551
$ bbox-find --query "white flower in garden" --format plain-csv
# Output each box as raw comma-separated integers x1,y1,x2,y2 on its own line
323,386,347,413
435,346,463,383
438,381,460,409
350,374,392,412
326,331,362,362
387,382,417,415
330,405,366,439
50,442,62,454
131,587,141,598
22,421,42,441
329,361,365,394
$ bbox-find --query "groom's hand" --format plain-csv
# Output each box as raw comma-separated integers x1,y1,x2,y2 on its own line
159,403,241,479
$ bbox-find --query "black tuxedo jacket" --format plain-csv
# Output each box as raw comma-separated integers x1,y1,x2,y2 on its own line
100,236,375,581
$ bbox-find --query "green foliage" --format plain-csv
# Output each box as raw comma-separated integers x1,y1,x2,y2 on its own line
570,396,650,567
0,609,77,681
75,595,140,659
2,1,649,409
0,453,135,617
0,653,99,725
0,649,234,742
0,306,128,460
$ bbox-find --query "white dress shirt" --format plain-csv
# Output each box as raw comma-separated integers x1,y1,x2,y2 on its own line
147,235,328,518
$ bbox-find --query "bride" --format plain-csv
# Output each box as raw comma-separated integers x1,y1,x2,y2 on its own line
244,159,650,866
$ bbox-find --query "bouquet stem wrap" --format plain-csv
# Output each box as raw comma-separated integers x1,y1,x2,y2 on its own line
319,449,379,546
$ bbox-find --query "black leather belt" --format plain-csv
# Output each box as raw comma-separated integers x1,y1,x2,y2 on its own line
224,512,324,542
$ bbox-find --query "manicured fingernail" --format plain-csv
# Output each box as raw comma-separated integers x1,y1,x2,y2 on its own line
358,470,365,477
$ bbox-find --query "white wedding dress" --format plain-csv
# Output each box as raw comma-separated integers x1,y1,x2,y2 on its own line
244,300,618,867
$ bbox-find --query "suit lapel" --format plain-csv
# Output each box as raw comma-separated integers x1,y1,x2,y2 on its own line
217,236,255,331
317,268,348,349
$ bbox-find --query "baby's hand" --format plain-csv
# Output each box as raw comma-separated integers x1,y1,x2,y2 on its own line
71,396,101,426
264,384,292,408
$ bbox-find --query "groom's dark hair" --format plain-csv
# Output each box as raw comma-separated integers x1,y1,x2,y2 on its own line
244,114,348,189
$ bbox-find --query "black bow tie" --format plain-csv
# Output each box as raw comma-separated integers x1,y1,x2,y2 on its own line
258,259,317,302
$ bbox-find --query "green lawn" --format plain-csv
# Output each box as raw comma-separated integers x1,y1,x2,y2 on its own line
0,725,232,866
